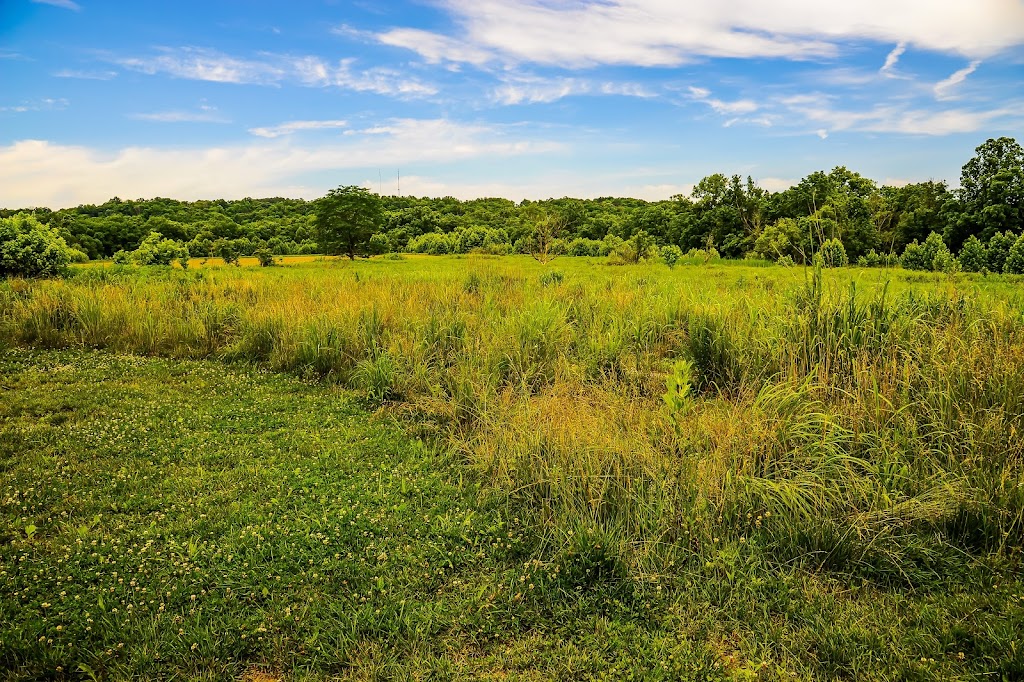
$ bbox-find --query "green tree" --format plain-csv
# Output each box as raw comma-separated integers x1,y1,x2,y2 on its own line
314,186,384,259
0,214,81,278
954,137,1024,245
1003,234,1024,274
957,235,988,272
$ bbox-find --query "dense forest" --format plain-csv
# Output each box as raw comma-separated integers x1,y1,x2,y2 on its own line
4,136,1022,271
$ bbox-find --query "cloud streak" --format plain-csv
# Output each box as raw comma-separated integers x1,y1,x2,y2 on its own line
32,0,81,10
0,119,562,208
375,0,1024,68
114,48,437,97
249,119,349,138
934,61,982,100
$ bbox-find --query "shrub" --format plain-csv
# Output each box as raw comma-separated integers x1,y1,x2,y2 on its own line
254,248,275,267
987,231,1017,273
132,232,189,267
957,235,988,272
1004,233,1024,274
0,214,80,278
819,238,849,268
932,248,959,274
567,238,602,257
216,239,240,266
777,255,795,267
366,232,391,255
900,240,929,270
660,244,683,268
539,270,564,286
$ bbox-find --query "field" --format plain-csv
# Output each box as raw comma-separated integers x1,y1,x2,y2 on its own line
2,255,1023,680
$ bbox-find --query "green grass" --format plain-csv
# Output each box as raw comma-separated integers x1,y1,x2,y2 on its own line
1,256,1023,679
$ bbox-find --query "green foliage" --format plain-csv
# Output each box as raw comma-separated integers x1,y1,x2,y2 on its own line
539,270,564,286
957,235,988,272
1004,233,1024,274
314,185,384,259
818,238,849,268
662,358,694,431
253,247,274,267
660,244,683,268
0,214,79,278
215,238,240,266
987,230,1017,273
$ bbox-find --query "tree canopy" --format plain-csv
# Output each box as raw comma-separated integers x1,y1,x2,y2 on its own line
314,186,384,259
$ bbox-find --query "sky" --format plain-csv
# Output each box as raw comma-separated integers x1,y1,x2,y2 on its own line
1,0,1023,208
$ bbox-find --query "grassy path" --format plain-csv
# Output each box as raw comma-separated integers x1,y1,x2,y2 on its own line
0,350,549,679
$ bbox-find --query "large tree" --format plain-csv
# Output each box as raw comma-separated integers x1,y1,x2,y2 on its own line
950,136,1024,247
314,185,384,259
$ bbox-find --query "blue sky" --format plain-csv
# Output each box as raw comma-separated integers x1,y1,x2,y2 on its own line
2,0,1023,207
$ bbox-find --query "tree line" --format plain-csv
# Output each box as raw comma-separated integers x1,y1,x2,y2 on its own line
2,136,1022,274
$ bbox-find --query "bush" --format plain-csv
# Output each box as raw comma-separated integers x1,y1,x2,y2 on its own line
777,255,795,267
567,238,602,257
957,235,988,272
539,270,564,286
660,244,683,268
133,232,190,267
366,232,391,255
987,231,1017,273
254,247,275,267
900,240,928,270
1004,233,1024,274
1,214,82,278
819,238,848,268
933,248,959,274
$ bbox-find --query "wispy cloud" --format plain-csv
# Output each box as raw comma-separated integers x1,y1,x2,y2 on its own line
113,48,437,98
492,75,654,105
687,86,759,116
129,104,229,123
879,42,906,77
32,0,81,10
375,0,1024,68
53,68,117,80
1,98,69,113
778,92,1013,136
249,119,349,138
934,61,982,100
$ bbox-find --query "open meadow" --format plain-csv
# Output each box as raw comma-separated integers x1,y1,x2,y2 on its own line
2,255,1023,680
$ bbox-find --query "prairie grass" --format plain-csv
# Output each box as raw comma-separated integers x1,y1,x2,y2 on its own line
2,257,1022,588
2,256,1023,678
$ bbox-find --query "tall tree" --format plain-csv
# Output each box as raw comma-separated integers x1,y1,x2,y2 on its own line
314,186,384,259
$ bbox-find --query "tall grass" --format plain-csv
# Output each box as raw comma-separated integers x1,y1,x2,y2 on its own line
2,256,1021,587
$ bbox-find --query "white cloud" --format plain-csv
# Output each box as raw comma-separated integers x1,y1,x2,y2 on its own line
0,119,562,208
687,86,759,115
53,69,118,80
32,0,81,10
755,177,799,192
934,60,982,100
249,119,349,138
0,98,69,113
780,93,1013,135
375,0,1024,68
492,75,654,105
374,28,493,66
879,42,906,76
114,48,436,97
129,105,229,123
